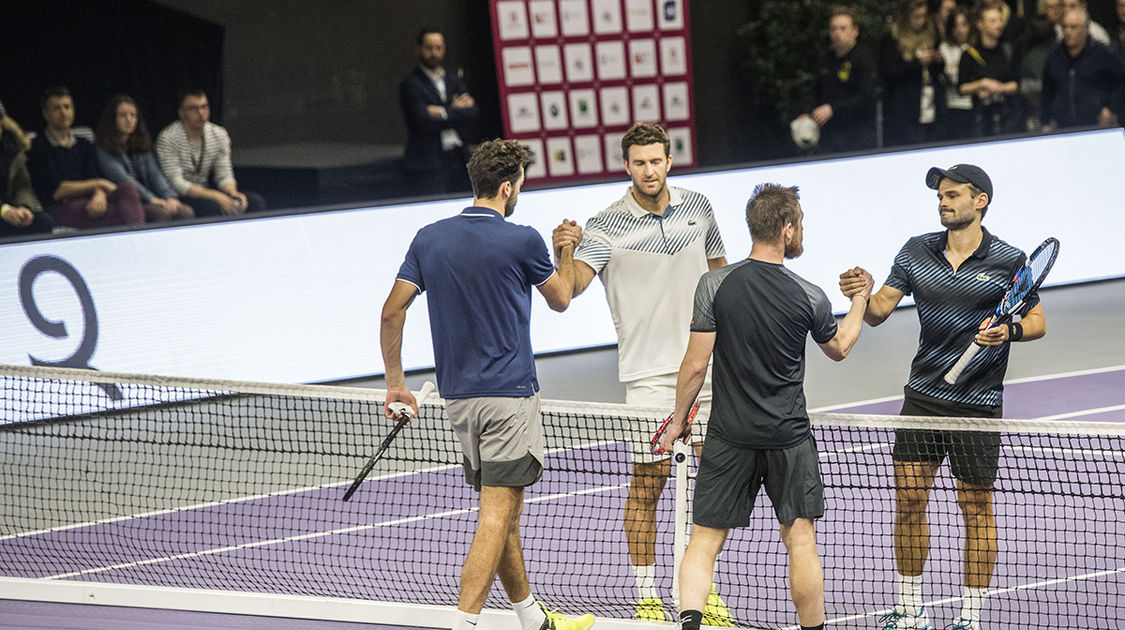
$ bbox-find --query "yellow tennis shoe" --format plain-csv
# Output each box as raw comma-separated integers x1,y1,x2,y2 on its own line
633,597,669,621
702,585,735,627
538,602,596,630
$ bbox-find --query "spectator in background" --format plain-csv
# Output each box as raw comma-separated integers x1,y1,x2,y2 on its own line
1112,0,1125,59
96,95,193,223
981,0,1026,47
881,0,944,146
400,28,479,196
1018,12,1058,129
28,87,144,229
1054,0,1110,44
939,7,978,140
0,99,53,238
933,0,958,43
959,5,1023,136
795,5,878,153
156,89,265,217
1041,7,1125,131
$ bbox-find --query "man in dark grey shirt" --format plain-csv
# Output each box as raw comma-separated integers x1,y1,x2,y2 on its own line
660,183,873,630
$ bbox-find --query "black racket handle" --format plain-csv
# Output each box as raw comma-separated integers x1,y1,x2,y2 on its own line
341,382,436,502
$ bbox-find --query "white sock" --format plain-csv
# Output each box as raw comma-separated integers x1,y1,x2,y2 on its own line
961,587,986,622
512,594,546,630
633,564,658,601
451,610,480,630
898,573,924,616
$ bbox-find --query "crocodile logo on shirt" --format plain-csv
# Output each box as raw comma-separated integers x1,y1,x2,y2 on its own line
976,272,990,281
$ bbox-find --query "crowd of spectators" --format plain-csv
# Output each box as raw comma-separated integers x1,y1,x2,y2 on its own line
0,87,264,240
5,1,1125,241
795,0,1125,153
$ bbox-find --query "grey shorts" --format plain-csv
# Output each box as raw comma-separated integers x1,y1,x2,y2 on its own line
445,393,544,491
693,434,824,528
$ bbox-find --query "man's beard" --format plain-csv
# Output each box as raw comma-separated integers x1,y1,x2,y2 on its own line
941,211,975,230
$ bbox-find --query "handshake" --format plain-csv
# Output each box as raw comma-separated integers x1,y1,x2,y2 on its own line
552,219,582,261
838,266,875,301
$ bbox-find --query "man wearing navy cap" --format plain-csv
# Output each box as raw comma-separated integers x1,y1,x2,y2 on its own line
840,164,1047,630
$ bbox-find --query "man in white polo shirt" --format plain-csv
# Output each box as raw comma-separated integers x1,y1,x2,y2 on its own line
552,122,730,624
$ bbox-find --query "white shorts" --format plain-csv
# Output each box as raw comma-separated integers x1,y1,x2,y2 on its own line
625,371,712,464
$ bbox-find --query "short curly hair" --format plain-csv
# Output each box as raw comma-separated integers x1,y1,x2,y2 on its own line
620,122,670,160
466,139,532,199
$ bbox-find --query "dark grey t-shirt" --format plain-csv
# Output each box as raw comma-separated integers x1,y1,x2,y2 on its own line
691,259,837,448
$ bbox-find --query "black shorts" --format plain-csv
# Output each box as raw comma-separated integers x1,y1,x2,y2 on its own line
693,434,824,529
892,387,1003,487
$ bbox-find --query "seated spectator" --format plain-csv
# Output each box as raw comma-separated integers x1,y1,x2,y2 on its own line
96,95,193,223
939,6,977,140
1041,7,1125,130
794,5,878,153
27,87,144,229
959,5,1024,136
155,89,265,217
881,0,945,147
0,99,53,238
1054,0,1110,44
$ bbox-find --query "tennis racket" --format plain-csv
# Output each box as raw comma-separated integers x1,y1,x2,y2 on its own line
943,238,1059,384
650,400,700,463
341,381,436,502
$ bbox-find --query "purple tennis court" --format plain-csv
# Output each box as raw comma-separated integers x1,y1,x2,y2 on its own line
1,365,1122,629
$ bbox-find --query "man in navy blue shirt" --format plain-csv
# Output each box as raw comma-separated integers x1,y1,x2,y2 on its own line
841,164,1047,630
380,139,593,630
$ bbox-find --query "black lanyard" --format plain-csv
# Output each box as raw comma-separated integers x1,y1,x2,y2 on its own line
190,130,206,176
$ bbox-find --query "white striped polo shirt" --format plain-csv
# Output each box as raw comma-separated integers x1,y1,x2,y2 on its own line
575,185,726,382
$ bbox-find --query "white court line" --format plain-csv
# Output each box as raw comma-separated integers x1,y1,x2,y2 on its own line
0,438,620,542
1035,403,1125,421
42,481,629,580
810,364,1125,413
786,565,1125,628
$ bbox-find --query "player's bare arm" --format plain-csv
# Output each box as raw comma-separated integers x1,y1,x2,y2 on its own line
975,302,1046,346
380,279,421,416
537,242,577,312
661,331,716,452
840,268,904,327
820,269,874,361
551,220,598,297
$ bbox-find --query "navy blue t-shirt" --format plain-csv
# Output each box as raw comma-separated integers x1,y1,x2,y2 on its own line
396,207,555,399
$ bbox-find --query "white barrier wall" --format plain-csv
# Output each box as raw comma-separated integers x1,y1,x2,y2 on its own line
2,129,1122,389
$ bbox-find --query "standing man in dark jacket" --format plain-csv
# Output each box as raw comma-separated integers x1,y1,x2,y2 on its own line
1041,7,1125,130
400,28,480,196
796,5,878,153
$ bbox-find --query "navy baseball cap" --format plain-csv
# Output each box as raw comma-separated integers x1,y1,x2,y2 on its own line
926,164,993,202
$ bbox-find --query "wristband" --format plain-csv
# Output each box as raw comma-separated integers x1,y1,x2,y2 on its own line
1007,322,1023,342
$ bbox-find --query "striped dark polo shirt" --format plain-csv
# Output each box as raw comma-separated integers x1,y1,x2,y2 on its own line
886,227,1039,407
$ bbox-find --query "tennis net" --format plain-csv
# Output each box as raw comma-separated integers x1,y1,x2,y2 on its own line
1,364,1122,629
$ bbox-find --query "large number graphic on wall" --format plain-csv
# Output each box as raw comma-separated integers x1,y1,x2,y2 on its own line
490,0,697,184
18,255,123,400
